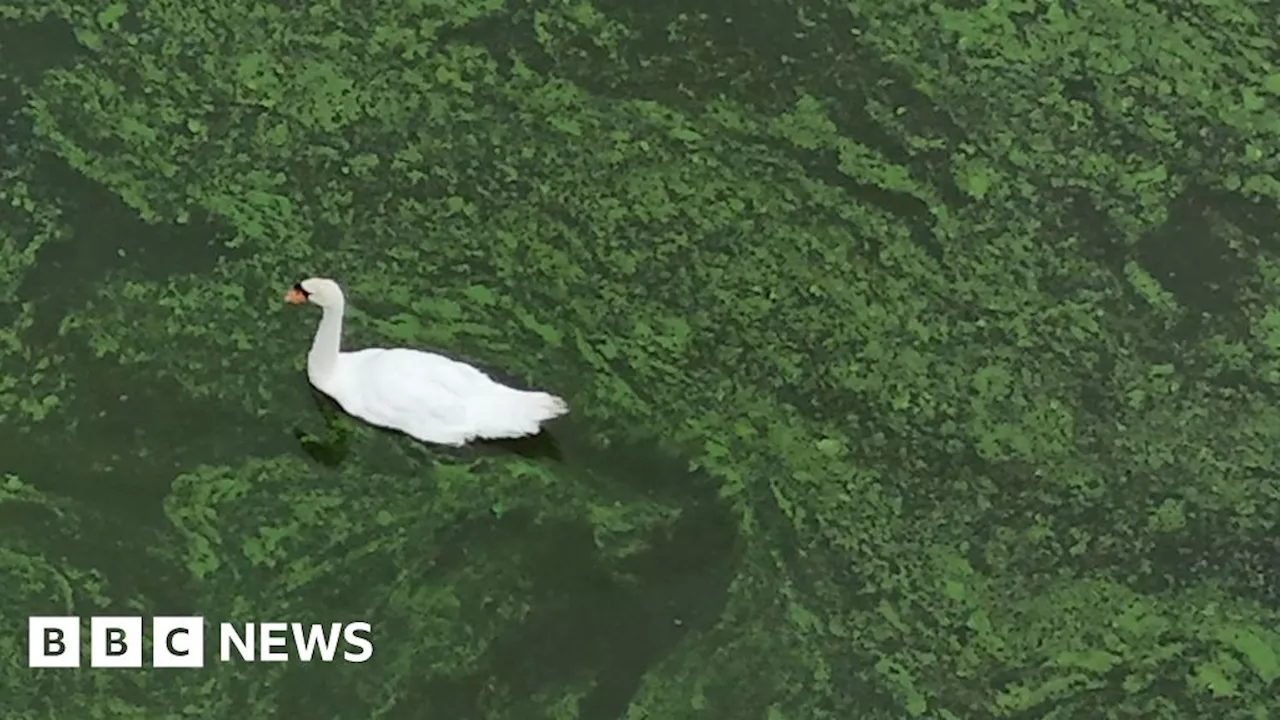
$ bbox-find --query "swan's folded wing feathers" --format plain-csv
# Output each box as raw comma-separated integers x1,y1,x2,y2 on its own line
356,348,474,429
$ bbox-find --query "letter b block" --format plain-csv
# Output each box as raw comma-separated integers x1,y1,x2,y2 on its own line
91,616,142,668
28,617,80,668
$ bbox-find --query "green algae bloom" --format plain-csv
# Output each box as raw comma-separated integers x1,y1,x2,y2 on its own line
1,1,1279,717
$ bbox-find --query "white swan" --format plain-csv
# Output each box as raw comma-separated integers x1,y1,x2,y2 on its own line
285,277,568,446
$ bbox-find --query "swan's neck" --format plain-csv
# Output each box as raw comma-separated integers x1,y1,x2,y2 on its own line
308,302,344,385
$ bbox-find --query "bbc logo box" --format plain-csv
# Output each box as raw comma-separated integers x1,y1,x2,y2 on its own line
28,616,372,667
28,616,205,668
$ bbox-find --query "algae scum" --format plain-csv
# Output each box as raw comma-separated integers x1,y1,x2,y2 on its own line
2,0,1280,717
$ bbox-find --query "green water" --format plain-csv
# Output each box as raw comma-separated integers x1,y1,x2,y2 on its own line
3,1,1280,718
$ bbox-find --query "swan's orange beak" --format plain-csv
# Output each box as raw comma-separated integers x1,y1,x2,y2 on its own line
284,287,307,304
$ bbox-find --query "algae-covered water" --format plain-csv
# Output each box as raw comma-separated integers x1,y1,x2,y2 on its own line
3,1,1280,718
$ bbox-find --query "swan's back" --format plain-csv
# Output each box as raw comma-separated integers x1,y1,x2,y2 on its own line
330,347,567,445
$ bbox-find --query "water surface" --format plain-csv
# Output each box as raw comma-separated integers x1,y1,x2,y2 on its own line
3,2,1280,719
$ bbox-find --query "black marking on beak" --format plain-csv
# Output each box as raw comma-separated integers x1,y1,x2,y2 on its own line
292,282,310,297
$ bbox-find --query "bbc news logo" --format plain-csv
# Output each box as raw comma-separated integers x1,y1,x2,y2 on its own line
27,616,373,668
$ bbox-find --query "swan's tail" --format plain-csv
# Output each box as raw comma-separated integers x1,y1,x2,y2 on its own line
475,388,569,440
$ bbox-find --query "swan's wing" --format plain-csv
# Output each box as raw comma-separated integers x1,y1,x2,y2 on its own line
342,348,491,431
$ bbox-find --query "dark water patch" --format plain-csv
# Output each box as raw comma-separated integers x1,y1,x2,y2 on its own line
1135,185,1254,320
0,13,235,341
3,355,308,527
0,499,194,616
0,356,349,618
1195,365,1278,401
1151,189,1280,398
1052,186,1204,370
1186,187,1280,344
961,454,1143,584
0,14,85,85
430,435,737,712
292,385,364,468
413,510,734,718
745,478,898,716
1061,74,1099,108
0,56,27,165
1138,493,1280,611
991,669,1189,720
967,450,1280,618
624,0,969,208
17,152,230,344
358,435,739,719
478,429,566,462
755,135,944,260
572,0,967,177
448,0,960,261
1057,187,1128,273
1198,186,1280,259
1075,347,1123,440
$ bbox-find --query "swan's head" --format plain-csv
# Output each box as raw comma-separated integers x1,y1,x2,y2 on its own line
284,277,344,308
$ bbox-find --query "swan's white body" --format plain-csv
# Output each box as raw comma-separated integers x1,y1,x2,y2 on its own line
286,277,568,446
